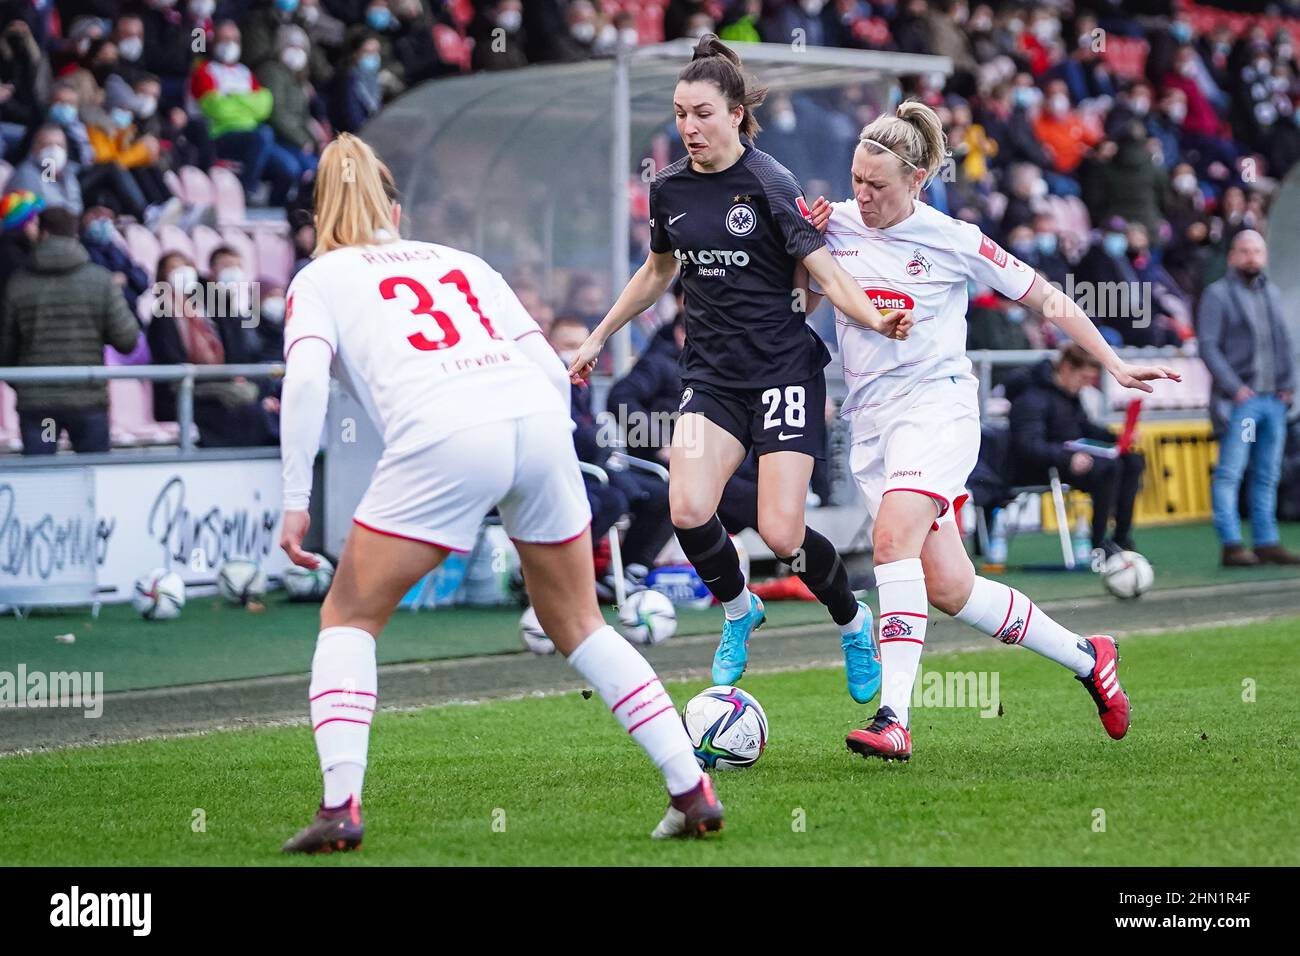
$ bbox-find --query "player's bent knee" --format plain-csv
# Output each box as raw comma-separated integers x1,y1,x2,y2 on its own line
758,523,805,562
669,497,716,530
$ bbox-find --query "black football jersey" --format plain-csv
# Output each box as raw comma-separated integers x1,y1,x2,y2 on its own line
649,146,830,389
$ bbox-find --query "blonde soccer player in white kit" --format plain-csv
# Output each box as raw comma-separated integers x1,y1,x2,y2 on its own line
277,135,722,852
798,102,1181,761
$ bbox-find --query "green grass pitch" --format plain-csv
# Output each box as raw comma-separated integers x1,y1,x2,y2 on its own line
3,617,1298,866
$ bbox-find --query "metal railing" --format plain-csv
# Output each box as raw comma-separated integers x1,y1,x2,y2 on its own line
0,362,284,457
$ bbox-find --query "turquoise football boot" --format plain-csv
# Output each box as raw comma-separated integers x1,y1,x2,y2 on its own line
711,594,766,685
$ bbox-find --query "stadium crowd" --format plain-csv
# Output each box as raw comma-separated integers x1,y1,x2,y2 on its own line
2,2,1299,560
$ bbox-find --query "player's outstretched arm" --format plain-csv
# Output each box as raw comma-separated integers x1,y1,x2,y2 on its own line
792,262,825,317
801,246,913,340
279,336,332,569
569,250,679,382
1020,273,1183,392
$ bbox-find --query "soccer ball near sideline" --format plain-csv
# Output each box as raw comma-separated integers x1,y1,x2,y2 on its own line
217,559,267,606
283,555,335,601
682,685,769,770
1101,550,1154,600
617,588,677,645
132,569,186,621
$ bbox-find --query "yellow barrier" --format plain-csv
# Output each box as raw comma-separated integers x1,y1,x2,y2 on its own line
1041,420,1218,530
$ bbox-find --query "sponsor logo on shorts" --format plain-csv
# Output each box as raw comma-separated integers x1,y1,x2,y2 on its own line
978,235,1008,268
890,469,922,479
881,616,914,640
863,288,916,312
998,616,1025,645
679,387,694,410
777,431,802,441
726,203,757,237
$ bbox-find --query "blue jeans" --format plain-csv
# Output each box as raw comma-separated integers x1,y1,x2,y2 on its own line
1211,394,1288,547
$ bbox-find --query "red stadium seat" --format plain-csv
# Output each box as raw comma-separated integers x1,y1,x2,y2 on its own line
0,384,20,452
157,222,197,265
219,226,257,275
1101,36,1149,82
191,224,225,274
253,230,294,287
178,166,215,208
123,222,162,276
109,379,179,447
209,165,247,226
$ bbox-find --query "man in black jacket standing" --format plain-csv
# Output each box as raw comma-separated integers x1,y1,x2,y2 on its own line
1008,344,1146,555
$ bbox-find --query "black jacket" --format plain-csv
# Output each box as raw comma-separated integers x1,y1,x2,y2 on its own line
570,380,606,468
605,322,682,462
1006,359,1114,483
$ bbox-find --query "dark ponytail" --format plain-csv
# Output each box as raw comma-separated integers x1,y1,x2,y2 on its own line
678,34,767,140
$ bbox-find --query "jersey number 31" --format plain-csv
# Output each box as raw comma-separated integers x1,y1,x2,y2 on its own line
379,271,499,351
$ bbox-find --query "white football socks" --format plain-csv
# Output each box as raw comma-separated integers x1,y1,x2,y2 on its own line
722,587,755,622
309,626,377,809
839,602,868,637
567,625,701,795
874,558,928,727
955,576,1095,677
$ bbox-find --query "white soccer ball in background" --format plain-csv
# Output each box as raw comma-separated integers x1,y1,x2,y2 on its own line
218,559,267,606
618,588,677,645
284,555,335,601
132,569,186,621
1102,550,1154,599
519,605,555,655
682,685,769,770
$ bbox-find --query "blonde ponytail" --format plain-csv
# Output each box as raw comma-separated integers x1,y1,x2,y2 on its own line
312,133,400,257
858,98,949,183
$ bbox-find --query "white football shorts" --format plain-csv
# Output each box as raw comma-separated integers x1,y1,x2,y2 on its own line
849,377,981,530
353,411,592,552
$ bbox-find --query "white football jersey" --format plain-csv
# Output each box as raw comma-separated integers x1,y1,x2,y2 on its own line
284,239,564,455
810,200,1036,441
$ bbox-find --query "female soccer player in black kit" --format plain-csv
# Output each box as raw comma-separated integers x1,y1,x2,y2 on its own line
569,36,912,702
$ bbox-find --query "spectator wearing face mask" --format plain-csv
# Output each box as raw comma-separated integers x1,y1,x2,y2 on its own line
1088,119,1170,242
80,206,150,316
471,0,528,72
192,20,302,205
42,80,96,168
242,0,308,71
392,0,459,86
328,33,385,134
1024,212,1070,286
1,206,139,455
1032,79,1102,192
547,0,602,62
341,1,407,95
1162,46,1237,173
142,0,213,109
110,14,150,86
1045,12,1116,104
146,250,280,447
1105,82,1155,141
256,25,326,174
85,78,181,225
0,18,47,162
976,82,1051,170
1076,216,1175,348
996,162,1047,240
9,125,84,215
297,0,345,89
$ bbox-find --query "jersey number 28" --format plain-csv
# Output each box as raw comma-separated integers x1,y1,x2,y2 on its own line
379,271,499,351
761,385,806,430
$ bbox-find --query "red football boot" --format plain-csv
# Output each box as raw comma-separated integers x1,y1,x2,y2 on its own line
845,706,912,762
1077,636,1130,740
